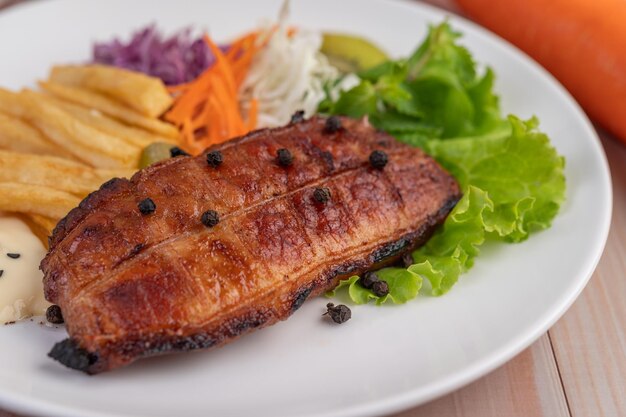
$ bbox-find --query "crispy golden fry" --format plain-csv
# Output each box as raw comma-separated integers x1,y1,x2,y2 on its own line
21,214,58,248
12,90,141,169
27,214,58,234
0,112,74,158
39,81,179,139
0,150,134,196
0,182,80,219
0,87,27,117
33,92,177,147
50,65,173,118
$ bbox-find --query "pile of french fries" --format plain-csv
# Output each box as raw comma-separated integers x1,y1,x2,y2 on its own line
0,65,180,245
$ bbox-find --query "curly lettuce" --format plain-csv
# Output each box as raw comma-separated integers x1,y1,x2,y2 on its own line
322,22,566,304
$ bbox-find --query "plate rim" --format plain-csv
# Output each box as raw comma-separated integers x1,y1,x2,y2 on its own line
0,0,613,416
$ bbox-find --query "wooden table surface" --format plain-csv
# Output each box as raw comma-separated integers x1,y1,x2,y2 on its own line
1,1,624,417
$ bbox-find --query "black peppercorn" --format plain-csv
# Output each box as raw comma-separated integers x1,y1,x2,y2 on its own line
6,253,20,259
369,150,388,169
290,110,305,124
313,187,331,204
323,116,342,134
402,252,414,268
359,271,389,297
276,148,294,167
324,303,351,324
371,280,390,297
138,198,156,215
46,305,64,324
201,210,220,228
170,146,190,158
206,150,223,167
359,271,379,289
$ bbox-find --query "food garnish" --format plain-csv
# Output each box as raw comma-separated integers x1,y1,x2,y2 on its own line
46,305,64,324
368,150,388,169
312,187,331,204
205,150,223,167
323,22,565,304
138,142,175,168
137,198,157,215
321,33,389,73
323,115,343,134
324,303,352,324
170,146,190,158
164,33,259,154
93,24,214,86
201,210,220,228
358,272,390,297
276,148,294,167
239,15,345,129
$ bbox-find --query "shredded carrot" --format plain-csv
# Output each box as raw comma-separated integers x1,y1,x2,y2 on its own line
164,32,260,155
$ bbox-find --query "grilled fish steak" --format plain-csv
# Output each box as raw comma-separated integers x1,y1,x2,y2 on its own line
42,116,461,373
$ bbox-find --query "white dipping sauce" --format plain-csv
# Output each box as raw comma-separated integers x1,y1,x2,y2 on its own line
0,216,50,323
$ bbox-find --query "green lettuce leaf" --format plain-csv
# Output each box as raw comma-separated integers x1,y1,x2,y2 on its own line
326,267,422,305
321,21,566,304
410,186,492,295
426,116,566,242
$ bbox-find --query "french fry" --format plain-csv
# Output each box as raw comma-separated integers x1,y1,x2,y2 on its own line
21,214,58,248
39,81,179,139
0,87,27,117
0,150,134,196
34,92,177,147
0,182,80,219
15,90,141,169
1,87,141,167
50,65,173,118
27,214,58,234
0,112,74,158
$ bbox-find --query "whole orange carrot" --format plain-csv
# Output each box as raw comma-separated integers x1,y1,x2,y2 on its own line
456,0,626,144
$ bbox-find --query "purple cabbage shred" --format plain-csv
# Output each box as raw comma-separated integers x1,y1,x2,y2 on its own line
93,25,219,85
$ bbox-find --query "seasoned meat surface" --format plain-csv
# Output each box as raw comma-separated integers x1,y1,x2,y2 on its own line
41,116,461,373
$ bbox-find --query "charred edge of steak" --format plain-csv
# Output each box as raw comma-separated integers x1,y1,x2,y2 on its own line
60,308,276,374
48,338,99,373
371,238,411,264
290,286,313,313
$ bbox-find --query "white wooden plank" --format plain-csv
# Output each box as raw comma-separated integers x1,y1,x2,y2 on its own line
393,334,570,417
548,133,626,417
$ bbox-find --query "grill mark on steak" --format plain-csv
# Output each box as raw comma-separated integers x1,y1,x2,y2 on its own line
49,119,387,253
41,116,461,373
69,159,403,302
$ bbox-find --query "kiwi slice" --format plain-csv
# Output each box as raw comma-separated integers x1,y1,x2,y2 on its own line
321,33,389,73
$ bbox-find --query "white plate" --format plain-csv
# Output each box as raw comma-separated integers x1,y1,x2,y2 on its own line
0,1,612,416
